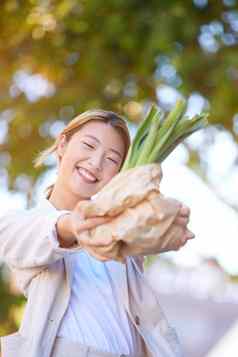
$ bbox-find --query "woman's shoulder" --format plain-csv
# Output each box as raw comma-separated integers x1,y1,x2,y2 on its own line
0,197,62,227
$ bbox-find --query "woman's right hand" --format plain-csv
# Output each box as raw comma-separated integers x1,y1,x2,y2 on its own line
56,202,114,261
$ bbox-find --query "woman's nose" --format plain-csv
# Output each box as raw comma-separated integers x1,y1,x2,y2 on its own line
88,152,104,172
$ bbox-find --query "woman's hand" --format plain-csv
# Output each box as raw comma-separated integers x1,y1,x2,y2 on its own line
118,198,195,258
56,203,113,261
56,198,194,261
159,202,195,253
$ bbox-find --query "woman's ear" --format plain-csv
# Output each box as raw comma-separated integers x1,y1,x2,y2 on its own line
56,134,68,161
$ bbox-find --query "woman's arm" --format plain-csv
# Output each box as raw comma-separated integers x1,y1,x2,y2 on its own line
0,204,113,270
0,208,81,270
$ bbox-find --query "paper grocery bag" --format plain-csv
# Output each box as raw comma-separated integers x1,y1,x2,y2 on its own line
78,163,163,217
77,164,181,262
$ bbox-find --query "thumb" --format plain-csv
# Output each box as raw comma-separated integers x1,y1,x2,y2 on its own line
74,200,90,217
81,216,112,231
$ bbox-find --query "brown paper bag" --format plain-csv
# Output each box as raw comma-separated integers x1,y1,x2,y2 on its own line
77,164,181,262
78,163,163,217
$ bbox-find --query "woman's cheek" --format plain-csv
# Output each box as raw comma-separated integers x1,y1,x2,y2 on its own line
103,171,118,185
98,175,111,189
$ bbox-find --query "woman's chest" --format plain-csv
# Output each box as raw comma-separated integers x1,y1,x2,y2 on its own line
69,250,127,295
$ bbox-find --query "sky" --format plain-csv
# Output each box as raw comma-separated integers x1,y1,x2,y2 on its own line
161,158,238,275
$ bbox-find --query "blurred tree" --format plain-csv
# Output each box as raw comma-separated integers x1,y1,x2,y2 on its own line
0,268,25,335
0,0,237,190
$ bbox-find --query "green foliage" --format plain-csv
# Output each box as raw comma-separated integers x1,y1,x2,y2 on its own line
0,267,26,335
0,0,237,189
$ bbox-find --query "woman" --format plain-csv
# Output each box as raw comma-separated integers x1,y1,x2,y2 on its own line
0,109,193,357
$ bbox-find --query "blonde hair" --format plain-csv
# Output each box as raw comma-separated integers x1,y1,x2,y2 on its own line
34,109,131,199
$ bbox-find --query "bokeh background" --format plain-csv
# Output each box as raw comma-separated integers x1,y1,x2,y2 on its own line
0,1,238,356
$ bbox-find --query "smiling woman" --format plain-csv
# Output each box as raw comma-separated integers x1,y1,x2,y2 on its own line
0,108,191,357
34,109,131,209
50,121,127,207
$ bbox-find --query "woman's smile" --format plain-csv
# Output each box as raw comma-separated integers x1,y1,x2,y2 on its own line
75,166,99,184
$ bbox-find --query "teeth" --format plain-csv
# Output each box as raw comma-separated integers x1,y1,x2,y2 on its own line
77,167,97,182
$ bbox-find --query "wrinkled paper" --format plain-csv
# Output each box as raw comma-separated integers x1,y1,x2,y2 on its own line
77,164,181,262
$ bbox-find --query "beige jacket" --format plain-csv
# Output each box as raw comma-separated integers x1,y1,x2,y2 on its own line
0,198,183,357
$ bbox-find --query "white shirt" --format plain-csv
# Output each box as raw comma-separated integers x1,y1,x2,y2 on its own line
56,250,143,355
47,199,143,356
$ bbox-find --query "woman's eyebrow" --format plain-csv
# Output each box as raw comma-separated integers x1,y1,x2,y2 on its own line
84,134,122,158
84,134,100,143
110,148,122,158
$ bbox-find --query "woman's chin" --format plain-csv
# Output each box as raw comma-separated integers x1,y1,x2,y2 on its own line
70,182,98,200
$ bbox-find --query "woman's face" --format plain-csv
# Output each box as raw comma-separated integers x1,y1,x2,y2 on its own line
57,120,126,200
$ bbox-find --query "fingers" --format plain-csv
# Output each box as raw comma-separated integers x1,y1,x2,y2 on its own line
180,229,195,246
76,215,112,232
170,226,195,252
179,204,190,217
174,216,189,226
186,229,195,239
74,215,116,248
79,234,115,247
174,204,193,249
72,214,114,248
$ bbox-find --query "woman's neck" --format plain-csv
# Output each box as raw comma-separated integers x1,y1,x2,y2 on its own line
48,182,83,211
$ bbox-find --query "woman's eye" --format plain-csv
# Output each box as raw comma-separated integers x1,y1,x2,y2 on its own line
107,157,119,165
82,142,94,149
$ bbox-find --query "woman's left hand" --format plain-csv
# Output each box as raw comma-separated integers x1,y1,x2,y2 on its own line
159,202,195,252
